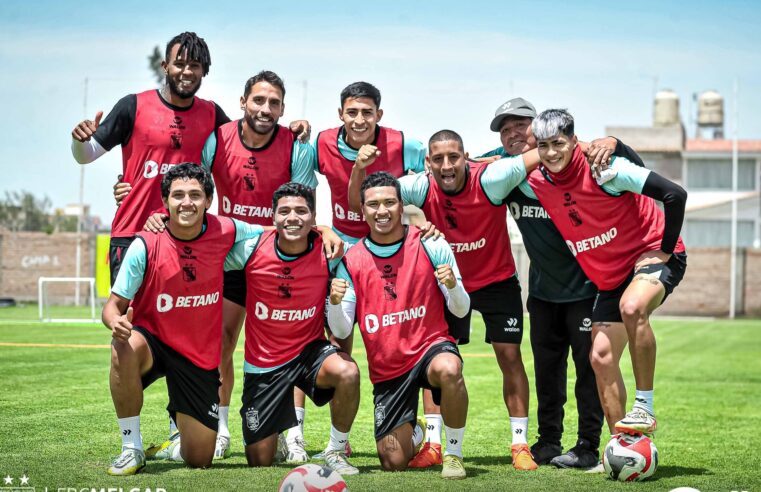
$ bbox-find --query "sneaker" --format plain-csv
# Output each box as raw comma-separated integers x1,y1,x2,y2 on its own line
530,441,562,465
213,434,231,460
145,430,180,460
615,408,657,435
441,454,466,480
313,440,352,459
511,443,538,471
107,448,146,476
585,461,605,474
274,432,288,463
286,437,309,464
323,449,359,476
550,439,599,469
408,442,443,468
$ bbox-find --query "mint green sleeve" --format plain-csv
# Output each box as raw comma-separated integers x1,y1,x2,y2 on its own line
422,237,463,282
478,146,509,159
111,239,147,300
480,155,528,202
291,140,319,188
398,173,429,207
233,220,264,242
403,138,427,173
602,156,652,195
201,131,216,172
225,237,257,271
334,261,356,303
517,179,538,199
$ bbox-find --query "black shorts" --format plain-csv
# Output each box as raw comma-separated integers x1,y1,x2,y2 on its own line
372,341,461,440
134,326,221,431
109,236,136,286
444,276,523,345
222,269,247,307
240,339,339,445
592,252,688,323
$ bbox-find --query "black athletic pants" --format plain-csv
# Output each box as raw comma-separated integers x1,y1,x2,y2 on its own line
528,295,604,450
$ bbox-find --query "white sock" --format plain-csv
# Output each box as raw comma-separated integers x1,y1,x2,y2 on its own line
217,406,230,438
325,425,350,453
412,421,424,448
287,407,306,442
444,425,465,458
170,440,184,462
424,414,442,445
633,389,655,416
169,416,178,436
118,416,142,451
509,417,528,445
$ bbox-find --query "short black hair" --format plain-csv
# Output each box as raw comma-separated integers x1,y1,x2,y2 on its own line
272,182,316,214
428,129,464,153
340,81,381,108
360,171,401,205
165,32,211,76
161,163,214,199
243,70,286,99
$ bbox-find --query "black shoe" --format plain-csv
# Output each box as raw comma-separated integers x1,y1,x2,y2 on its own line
530,441,562,465
550,438,599,469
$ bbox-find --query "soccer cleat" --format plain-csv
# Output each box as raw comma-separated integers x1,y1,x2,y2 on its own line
213,434,231,460
530,441,562,465
511,443,538,471
441,454,466,480
274,432,288,463
550,438,599,469
145,430,180,460
313,440,352,459
584,461,605,474
615,408,657,436
286,437,309,464
413,416,427,455
107,448,146,476
408,442,443,468
323,450,359,476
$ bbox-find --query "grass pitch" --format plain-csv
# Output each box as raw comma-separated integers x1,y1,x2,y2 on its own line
1,305,760,491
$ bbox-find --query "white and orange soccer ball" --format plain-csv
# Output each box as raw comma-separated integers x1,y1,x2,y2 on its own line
603,433,659,481
278,464,348,492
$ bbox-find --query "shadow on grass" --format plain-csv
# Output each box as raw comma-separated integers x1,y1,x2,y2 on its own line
648,465,713,480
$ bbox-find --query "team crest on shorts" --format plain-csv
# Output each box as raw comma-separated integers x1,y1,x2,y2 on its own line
245,408,260,431
374,404,386,427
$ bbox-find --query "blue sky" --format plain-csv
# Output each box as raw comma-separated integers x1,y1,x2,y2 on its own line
1,0,760,224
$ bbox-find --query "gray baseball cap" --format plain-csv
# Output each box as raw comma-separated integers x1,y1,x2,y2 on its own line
489,97,537,132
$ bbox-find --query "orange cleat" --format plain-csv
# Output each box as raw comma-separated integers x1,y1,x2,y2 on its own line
408,442,443,468
511,443,538,471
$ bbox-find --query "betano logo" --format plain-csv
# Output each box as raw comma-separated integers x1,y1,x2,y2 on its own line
143,160,178,179
156,292,220,312
364,306,427,334
566,227,617,257
254,302,316,321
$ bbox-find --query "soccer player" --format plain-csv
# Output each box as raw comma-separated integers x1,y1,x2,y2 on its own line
71,32,229,286
224,183,360,475
524,109,687,442
101,164,259,475
328,172,471,479
480,98,644,469
395,130,537,470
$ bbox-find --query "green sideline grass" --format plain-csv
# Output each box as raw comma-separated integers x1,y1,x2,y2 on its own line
1,305,760,491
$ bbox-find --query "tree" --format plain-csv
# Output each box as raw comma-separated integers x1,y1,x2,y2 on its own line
148,45,163,85
0,191,51,232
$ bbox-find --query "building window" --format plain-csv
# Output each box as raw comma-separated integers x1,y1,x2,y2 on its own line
684,219,755,247
685,158,756,190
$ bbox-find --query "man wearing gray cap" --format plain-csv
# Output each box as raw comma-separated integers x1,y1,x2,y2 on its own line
479,98,644,470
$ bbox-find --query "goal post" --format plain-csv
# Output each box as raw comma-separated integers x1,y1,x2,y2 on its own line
38,276,98,323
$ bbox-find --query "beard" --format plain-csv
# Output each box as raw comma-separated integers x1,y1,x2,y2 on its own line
165,74,201,100
244,111,277,135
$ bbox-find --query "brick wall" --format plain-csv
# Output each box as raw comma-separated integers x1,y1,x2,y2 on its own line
0,231,95,302
745,249,761,316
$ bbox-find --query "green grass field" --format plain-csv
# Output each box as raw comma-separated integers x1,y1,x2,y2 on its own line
1,304,760,491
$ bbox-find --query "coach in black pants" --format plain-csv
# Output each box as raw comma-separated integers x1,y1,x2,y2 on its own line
481,97,647,467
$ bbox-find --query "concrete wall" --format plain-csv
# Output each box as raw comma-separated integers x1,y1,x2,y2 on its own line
0,231,95,303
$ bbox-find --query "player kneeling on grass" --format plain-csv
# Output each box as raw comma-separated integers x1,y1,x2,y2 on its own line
328,172,471,479
101,164,268,475
222,183,361,475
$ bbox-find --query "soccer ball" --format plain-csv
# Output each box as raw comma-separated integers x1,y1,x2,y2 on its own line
278,464,348,492
603,433,658,481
